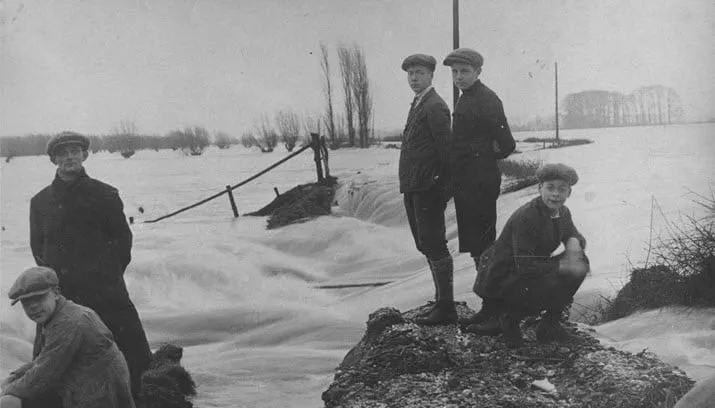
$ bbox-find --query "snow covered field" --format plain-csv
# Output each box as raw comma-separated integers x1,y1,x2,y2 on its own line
1,123,713,407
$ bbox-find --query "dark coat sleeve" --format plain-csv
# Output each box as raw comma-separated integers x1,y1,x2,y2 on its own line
425,100,452,184
561,207,587,249
483,97,515,160
29,197,47,266
104,188,133,272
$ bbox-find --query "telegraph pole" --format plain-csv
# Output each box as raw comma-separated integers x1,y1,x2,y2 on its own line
554,61,560,145
452,0,460,109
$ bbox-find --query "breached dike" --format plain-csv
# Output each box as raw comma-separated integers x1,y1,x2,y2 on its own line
322,305,694,408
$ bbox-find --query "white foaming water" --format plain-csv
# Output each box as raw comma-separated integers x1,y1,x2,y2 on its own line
1,124,714,407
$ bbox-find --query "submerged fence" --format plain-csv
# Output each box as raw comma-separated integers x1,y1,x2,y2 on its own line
143,134,330,224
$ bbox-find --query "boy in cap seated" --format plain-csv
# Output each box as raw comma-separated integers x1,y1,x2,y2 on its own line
1,266,135,408
467,163,589,346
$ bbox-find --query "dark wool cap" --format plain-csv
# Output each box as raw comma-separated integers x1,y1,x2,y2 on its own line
443,48,484,68
401,54,437,72
536,163,579,185
9,266,59,306
46,131,90,156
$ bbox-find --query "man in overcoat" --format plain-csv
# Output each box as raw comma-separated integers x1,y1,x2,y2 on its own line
442,48,516,326
1,266,135,408
469,164,590,345
29,131,151,398
399,54,456,325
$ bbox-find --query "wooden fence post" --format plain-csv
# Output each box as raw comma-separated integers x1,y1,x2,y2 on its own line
226,185,239,218
320,135,330,179
310,132,324,183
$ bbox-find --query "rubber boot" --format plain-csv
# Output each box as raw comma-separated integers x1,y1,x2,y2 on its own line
500,313,524,347
536,309,579,343
417,258,440,317
415,256,457,325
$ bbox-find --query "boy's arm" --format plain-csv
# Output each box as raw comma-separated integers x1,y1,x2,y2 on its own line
562,207,587,249
426,101,452,191
1,318,83,398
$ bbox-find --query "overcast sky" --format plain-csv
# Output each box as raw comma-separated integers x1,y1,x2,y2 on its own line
1,0,713,137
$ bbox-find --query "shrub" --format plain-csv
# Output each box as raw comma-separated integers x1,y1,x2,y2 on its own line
598,194,715,323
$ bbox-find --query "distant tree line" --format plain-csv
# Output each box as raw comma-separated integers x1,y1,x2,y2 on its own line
562,85,684,129
0,122,240,159
510,85,686,132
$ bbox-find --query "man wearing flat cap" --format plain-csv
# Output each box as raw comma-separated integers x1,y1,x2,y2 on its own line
399,54,456,325
468,163,589,346
29,131,151,399
1,267,135,408
442,48,516,327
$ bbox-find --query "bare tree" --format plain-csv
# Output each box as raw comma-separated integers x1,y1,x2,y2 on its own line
110,119,140,157
275,110,302,152
215,131,234,149
319,43,337,146
350,45,373,148
253,114,278,153
337,43,356,146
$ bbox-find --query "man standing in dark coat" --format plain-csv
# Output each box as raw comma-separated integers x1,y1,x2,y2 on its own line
442,48,516,326
399,54,456,325
29,131,151,399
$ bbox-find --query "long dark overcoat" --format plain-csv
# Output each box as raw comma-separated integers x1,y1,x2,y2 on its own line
29,168,151,395
474,196,586,299
30,169,133,310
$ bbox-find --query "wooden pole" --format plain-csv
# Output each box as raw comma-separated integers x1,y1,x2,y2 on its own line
452,0,460,110
226,185,239,218
320,135,330,178
311,132,324,183
273,187,280,197
555,61,560,146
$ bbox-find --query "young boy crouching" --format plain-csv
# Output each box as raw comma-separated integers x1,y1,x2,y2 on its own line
465,163,589,346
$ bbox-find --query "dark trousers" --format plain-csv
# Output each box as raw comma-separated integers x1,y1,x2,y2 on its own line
404,187,450,261
96,304,153,398
502,256,587,318
453,176,501,258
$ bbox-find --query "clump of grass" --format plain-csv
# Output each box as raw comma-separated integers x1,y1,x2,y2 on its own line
498,158,541,180
498,158,542,194
599,193,715,323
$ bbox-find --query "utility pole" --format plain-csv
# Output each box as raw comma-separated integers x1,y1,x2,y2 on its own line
554,61,560,145
452,0,460,109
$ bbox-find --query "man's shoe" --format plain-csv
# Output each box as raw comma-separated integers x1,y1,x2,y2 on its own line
415,301,458,325
500,315,524,347
460,298,503,325
464,316,502,335
536,318,579,343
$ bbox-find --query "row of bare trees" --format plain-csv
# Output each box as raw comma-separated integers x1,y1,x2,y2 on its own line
562,85,684,129
320,42,374,148
240,110,308,153
1,123,232,159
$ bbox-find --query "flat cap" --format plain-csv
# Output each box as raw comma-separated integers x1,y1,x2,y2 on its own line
536,163,579,185
443,48,484,68
46,131,90,156
9,266,59,306
401,54,437,72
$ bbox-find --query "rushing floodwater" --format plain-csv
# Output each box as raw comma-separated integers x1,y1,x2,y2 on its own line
1,123,714,407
